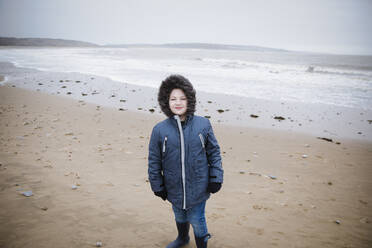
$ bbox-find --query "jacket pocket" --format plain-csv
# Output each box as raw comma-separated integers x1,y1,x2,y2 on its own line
199,133,205,150
162,136,168,154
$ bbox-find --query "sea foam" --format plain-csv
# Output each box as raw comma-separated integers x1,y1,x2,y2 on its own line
0,47,371,110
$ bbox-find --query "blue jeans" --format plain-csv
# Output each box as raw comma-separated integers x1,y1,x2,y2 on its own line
172,201,211,240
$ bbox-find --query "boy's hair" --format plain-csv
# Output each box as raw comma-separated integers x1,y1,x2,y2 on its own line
158,74,196,118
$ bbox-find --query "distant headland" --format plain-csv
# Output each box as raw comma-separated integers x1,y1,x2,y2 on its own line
0,37,288,52
0,37,98,47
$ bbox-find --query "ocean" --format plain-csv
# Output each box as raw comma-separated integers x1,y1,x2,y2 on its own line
0,46,371,110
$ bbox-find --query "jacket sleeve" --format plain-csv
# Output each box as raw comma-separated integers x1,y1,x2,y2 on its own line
148,126,165,192
205,120,224,183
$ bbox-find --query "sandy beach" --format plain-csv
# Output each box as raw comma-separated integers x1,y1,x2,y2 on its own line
1,61,371,142
0,67,372,248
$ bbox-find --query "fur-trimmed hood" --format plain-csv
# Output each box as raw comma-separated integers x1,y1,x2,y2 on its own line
158,75,196,118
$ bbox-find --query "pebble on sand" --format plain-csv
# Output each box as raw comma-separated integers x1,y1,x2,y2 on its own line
317,137,333,142
248,172,261,177
22,191,33,197
360,217,369,224
359,199,368,205
274,116,286,121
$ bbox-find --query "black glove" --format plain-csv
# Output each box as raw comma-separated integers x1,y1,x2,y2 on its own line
154,190,167,201
207,182,222,194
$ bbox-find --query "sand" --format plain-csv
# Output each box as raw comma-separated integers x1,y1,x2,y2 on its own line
0,83,371,248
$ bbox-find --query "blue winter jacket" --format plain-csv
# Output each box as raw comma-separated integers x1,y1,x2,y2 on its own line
148,114,223,210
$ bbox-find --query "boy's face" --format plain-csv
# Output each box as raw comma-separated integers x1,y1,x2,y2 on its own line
169,88,188,119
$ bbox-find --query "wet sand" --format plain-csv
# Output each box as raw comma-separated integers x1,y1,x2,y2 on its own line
0,82,371,247
1,61,371,142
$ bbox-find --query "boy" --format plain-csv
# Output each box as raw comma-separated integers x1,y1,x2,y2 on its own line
148,75,223,248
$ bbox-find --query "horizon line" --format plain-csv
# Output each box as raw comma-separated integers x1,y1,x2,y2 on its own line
1,36,371,56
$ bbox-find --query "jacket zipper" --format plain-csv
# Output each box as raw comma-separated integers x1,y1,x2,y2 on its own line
199,133,205,149
174,115,186,210
162,136,167,153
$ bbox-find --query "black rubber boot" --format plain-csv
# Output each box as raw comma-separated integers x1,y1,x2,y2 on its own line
166,222,190,248
194,234,210,248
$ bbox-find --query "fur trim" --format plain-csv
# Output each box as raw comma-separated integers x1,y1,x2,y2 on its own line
158,75,196,118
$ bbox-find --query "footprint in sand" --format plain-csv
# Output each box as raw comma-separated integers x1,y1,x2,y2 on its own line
256,228,264,235
208,212,224,220
237,215,249,224
252,204,272,211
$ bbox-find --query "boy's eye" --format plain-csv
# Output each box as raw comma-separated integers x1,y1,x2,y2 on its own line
170,97,186,101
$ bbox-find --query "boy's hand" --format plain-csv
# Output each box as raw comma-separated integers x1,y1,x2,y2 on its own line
207,182,222,193
154,190,167,200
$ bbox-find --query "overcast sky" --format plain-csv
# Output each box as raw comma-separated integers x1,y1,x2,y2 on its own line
0,0,371,55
